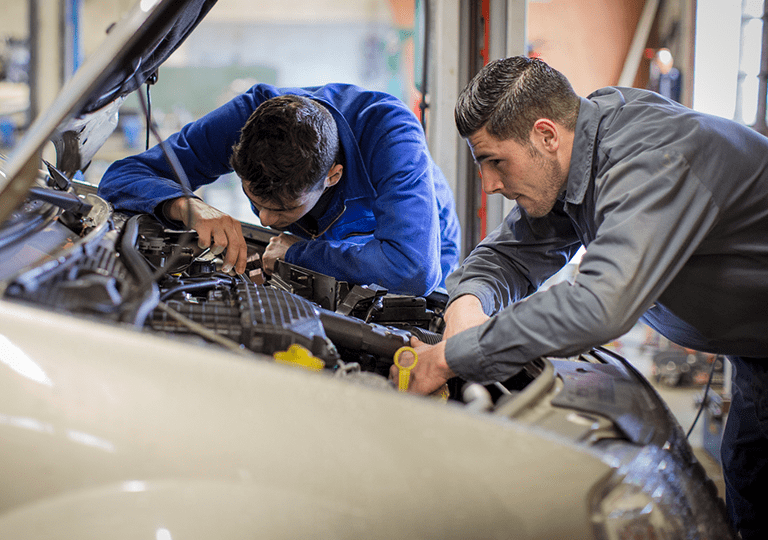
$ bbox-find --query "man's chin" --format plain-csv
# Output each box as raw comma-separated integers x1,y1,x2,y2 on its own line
518,200,555,219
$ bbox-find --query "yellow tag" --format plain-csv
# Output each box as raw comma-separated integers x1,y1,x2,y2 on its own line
273,344,325,371
394,346,418,392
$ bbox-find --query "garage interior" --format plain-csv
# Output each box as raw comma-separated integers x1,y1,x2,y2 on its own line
3,0,764,515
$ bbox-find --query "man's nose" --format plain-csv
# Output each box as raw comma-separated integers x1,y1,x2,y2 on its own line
260,209,278,227
481,170,503,194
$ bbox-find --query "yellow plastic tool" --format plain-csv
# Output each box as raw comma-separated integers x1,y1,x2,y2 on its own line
273,344,325,371
394,346,418,392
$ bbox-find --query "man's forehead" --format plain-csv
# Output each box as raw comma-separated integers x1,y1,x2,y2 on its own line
467,129,497,160
242,184,302,211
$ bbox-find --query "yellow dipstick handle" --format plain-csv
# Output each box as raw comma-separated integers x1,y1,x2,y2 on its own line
274,344,325,371
394,346,418,392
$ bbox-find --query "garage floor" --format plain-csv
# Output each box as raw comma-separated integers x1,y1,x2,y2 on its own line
607,324,727,500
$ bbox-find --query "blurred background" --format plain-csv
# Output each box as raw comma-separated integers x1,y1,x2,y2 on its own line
3,0,764,244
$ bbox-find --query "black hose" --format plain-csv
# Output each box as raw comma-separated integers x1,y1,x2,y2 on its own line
159,275,235,301
409,326,441,345
119,215,160,327
319,309,410,358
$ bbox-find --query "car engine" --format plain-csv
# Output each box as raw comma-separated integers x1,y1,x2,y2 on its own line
0,169,451,393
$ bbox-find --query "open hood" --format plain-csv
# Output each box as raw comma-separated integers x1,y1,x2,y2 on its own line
0,0,217,225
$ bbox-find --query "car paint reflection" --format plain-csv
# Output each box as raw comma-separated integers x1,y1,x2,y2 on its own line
0,334,52,386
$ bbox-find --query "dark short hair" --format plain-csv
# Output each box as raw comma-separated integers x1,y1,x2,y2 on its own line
230,95,340,204
455,56,580,143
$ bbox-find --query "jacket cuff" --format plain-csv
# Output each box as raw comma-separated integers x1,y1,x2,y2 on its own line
444,326,494,384
153,196,199,229
447,283,497,316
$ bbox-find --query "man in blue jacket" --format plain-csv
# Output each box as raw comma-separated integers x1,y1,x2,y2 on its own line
98,83,460,296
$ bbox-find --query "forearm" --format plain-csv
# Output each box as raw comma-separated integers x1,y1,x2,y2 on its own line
443,294,487,339
98,150,191,216
99,90,256,215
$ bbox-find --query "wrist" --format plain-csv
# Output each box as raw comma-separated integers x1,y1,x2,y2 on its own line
437,342,456,380
164,197,187,222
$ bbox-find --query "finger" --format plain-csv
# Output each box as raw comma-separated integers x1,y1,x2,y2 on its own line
409,335,425,348
261,251,276,275
262,241,283,275
210,233,232,273
195,225,212,250
233,240,248,274
221,233,247,275
389,363,399,382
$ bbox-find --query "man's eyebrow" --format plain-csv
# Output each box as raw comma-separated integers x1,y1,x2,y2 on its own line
467,142,491,163
258,200,302,212
472,151,494,164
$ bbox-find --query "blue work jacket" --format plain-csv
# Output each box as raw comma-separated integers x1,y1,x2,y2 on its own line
98,83,460,295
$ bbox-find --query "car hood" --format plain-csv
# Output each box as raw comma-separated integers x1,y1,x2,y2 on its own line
0,299,611,539
0,0,217,226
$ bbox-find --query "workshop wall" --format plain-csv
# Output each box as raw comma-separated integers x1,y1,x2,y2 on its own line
528,0,648,96
527,0,694,106
0,2,27,41
78,0,412,119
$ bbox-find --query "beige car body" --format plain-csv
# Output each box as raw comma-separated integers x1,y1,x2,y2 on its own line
0,299,610,539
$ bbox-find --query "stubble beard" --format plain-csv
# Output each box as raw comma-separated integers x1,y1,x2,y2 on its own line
520,154,566,218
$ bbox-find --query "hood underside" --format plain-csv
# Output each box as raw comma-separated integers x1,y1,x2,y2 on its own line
0,0,217,225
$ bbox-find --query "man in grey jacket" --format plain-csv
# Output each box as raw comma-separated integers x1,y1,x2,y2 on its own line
399,56,767,538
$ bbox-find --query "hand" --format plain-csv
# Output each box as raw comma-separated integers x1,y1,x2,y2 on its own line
389,336,456,395
261,233,302,275
443,294,489,339
167,197,247,274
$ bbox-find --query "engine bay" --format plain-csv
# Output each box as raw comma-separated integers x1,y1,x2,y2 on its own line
0,173,472,395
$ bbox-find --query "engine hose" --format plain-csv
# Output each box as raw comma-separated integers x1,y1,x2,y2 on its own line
159,276,235,301
319,309,410,359
409,326,442,345
119,215,160,327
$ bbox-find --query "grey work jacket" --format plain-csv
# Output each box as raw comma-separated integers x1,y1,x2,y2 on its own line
446,87,768,384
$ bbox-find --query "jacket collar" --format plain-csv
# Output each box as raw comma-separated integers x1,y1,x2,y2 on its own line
298,85,377,202
563,96,600,206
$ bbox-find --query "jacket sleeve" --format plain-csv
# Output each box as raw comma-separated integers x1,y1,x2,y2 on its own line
446,203,581,314
445,149,720,384
97,89,265,220
284,98,445,296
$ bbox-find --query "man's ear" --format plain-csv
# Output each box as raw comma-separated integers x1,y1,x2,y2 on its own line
326,163,343,187
532,119,560,152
